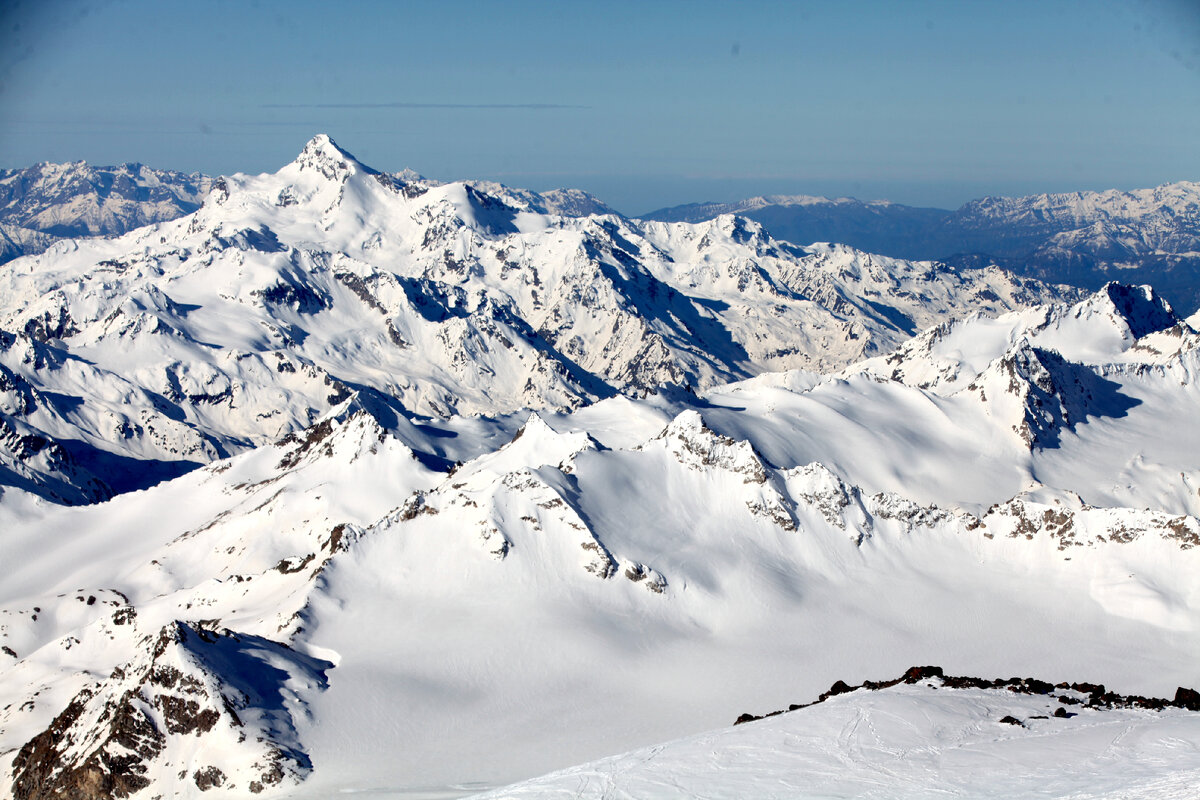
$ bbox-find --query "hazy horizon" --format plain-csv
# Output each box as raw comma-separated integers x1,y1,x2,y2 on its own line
2,0,1198,213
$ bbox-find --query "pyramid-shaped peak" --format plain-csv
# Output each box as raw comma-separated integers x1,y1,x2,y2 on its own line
514,412,557,439
1089,282,1178,339
301,133,352,158
292,134,371,179
505,412,598,457
445,413,597,486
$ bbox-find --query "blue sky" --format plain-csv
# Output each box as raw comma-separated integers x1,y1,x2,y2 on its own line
1,0,1198,213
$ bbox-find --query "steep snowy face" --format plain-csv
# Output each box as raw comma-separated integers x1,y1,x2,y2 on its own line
673,282,1200,516
0,135,1075,503
855,282,1197,394
462,182,620,218
0,407,439,797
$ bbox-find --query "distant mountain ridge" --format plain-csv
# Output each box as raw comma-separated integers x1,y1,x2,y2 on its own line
0,161,214,262
645,194,951,259
4,157,1195,311
645,181,1200,313
0,160,619,264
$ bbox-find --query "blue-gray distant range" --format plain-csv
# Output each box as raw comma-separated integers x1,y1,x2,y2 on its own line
0,162,213,261
644,184,1200,314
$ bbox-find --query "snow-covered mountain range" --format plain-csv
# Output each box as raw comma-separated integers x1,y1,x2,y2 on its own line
0,160,621,269
646,181,1200,313
0,135,1072,505
0,162,214,263
6,156,1198,314
3,278,1198,797
1,136,1198,799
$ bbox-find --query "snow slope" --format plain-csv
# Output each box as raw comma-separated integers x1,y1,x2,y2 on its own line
3,281,1199,797
473,674,1200,800
6,404,1197,796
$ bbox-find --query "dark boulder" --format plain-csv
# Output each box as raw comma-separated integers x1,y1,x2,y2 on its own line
1174,687,1200,711
902,666,944,684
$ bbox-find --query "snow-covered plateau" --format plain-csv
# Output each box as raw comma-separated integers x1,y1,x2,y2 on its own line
1,137,1198,799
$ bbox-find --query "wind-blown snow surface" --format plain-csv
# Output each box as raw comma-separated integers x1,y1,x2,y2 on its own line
2,274,1199,797
472,679,1200,800
0,135,1074,504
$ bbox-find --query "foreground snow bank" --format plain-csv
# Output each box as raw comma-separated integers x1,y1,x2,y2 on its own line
473,669,1200,799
